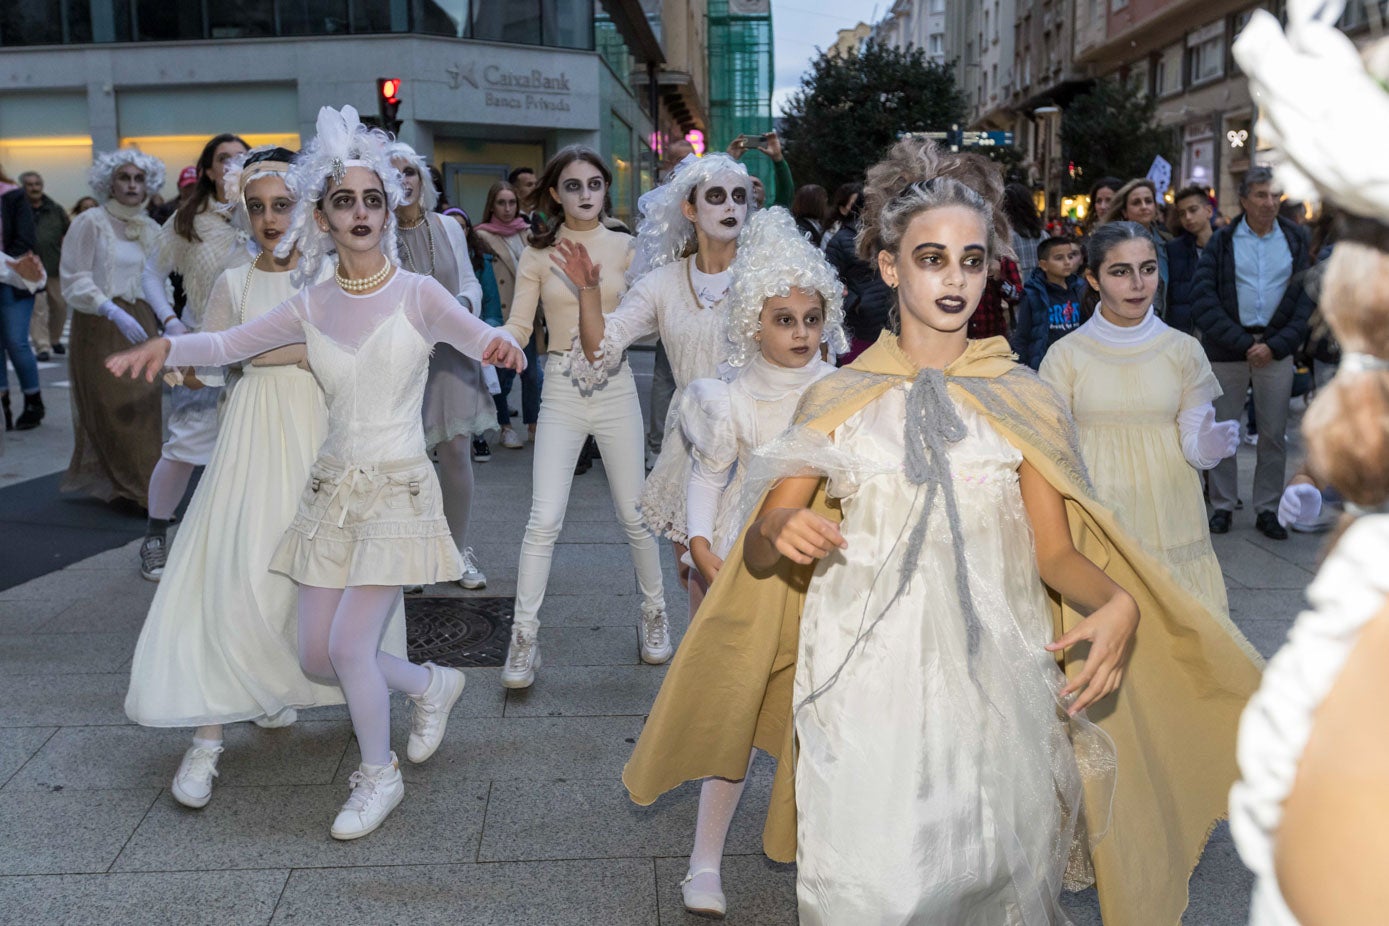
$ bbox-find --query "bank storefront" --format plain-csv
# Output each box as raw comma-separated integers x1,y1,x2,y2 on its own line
0,11,658,225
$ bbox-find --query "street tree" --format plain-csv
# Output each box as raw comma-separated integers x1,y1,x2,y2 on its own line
1060,78,1177,195
779,41,967,192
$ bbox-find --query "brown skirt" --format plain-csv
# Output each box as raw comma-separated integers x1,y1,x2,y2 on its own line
62,298,163,507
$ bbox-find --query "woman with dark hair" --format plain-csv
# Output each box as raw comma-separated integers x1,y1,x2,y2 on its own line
1002,182,1045,277
495,146,669,688
1084,176,1123,234
136,132,250,582
473,180,538,449
790,184,828,247
1041,221,1238,616
821,182,860,247
824,182,893,362
1100,178,1172,315
71,196,99,216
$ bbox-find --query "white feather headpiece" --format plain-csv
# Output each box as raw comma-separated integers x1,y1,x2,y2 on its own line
724,207,848,367
277,105,406,282
87,150,166,202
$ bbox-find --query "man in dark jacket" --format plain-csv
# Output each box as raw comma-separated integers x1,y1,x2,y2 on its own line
1011,236,1087,370
20,172,69,360
825,215,893,364
1165,184,1216,334
1192,166,1313,540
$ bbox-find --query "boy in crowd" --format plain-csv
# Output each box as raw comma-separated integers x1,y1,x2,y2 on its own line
1011,236,1089,370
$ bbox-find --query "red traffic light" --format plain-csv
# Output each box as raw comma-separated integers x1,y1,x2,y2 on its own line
379,78,401,103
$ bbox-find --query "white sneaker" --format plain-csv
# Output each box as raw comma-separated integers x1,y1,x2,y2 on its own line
500,425,525,449
253,707,298,729
406,663,466,763
458,547,487,590
171,742,223,809
501,628,541,689
331,753,404,840
681,868,727,918
639,601,673,665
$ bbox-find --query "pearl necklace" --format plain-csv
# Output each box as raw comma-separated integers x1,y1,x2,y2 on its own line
336,257,394,293
399,214,436,277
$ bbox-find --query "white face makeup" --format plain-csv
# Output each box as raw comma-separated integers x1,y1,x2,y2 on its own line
690,171,749,243
393,158,422,208
316,165,389,257
110,164,148,207
553,160,606,225
243,173,295,255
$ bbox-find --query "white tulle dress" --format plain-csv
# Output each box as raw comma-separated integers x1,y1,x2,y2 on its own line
161,268,519,588
125,261,401,726
791,382,1103,925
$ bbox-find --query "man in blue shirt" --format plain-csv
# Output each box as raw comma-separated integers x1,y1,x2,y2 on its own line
1192,167,1314,540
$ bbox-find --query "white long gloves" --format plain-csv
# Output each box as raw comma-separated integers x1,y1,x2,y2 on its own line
99,300,150,344
1278,483,1323,530
1179,404,1240,471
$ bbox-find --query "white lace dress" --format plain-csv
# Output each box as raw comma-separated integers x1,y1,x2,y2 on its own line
1230,514,1389,925
163,269,520,587
570,255,732,543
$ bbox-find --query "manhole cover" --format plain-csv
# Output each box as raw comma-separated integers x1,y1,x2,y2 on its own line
406,596,513,668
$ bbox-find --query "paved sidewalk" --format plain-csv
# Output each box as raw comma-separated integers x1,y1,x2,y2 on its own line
0,350,1322,924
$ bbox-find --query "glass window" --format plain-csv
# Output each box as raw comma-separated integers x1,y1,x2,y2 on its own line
131,0,204,40
928,33,943,56
595,14,634,89
415,0,467,37
471,0,540,44
209,0,274,38
608,111,634,226
1188,34,1224,84
542,0,593,50
1155,42,1184,96
1,0,64,45
280,0,351,35
352,0,400,33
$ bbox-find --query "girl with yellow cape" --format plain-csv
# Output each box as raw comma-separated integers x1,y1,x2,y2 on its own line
623,139,1263,925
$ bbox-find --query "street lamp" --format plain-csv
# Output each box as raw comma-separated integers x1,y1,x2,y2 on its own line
1032,106,1061,223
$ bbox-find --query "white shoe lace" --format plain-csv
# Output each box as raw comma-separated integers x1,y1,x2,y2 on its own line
343,769,382,813
180,745,222,783
641,606,669,650
460,547,481,576
508,633,536,670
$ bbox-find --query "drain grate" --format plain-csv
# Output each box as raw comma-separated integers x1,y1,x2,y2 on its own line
405,596,514,668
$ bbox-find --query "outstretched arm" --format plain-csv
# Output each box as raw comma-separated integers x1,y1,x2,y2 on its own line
744,475,844,574
107,296,306,381
1019,459,1139,716
416,276,525,371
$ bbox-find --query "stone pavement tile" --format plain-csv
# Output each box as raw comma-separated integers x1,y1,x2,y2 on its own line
112,780,488,872
1057,888,1103,925
1228,587,1308,624
0,788,159,875
1184,823,1254,923
62,540,144,572
0,597,73,635
478,770,773,862
0,567,134,604
270,858,657,925
542,625,643,665
1242,525,1327,566
1215,538,1316,590
45,587,159,635
502,666,669,718
6,721,351,793
0,671,132,727
0,631,133,676
654,855,797,925
1239,619,1295,660
0,868,287,926
535,594,661,627
0,728,56,788
337,715,645,784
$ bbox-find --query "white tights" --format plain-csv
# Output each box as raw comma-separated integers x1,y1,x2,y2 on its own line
434,434,474,554
148,458,197,521
297,584,430,766
689,753,756,880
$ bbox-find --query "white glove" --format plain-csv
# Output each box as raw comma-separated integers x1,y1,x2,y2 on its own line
99,300,149,344
1278,483,1323,529
1195,409,1240,465
162,316,190,337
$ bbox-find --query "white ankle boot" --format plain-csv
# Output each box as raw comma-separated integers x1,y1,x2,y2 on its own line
681,868,727,918
639,601,673,664
501,628,541,689
171,742,223,809
330,752,404,840
406,663,466,763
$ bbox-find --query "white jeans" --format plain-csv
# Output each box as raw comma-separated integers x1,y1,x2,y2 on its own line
512,356,665,635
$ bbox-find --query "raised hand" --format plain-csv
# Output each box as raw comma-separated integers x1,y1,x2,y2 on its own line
106,337,172,383
1045,591,1139,716
549,239,602,290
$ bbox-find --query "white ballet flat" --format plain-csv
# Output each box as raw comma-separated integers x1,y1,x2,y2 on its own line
680,868,727,919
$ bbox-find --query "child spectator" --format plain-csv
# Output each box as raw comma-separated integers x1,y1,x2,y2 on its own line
1011,236,1088,369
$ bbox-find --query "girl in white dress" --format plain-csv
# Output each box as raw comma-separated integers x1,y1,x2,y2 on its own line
741,140,1139,924
388,142,491,589
674,207,844,917
123,146,408,809
109,106,525,841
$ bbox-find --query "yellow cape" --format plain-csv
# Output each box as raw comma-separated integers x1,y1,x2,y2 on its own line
623,332,1263,926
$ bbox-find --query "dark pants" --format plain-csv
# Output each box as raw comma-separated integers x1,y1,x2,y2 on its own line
496,333,542,427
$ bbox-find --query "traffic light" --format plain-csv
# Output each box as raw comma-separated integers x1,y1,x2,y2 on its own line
377,78,402,135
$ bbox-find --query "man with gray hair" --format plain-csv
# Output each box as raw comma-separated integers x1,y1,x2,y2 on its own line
20,171,69,361
1192,166,1314,540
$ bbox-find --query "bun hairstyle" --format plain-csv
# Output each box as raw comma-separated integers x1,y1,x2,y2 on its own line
856,136,1013,263
1302,216,1389,515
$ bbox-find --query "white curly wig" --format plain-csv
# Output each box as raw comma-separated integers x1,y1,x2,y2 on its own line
217,145,297,241
631,153,752,283
87,149,166,202
385,141,438,212
724,207,849,368
276,105,406,282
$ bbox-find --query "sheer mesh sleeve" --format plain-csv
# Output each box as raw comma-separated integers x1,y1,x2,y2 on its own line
563,267,661,393
166,291,306,368
414,274,521,362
